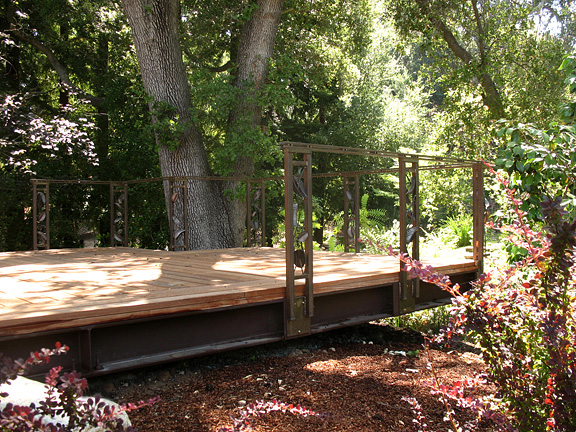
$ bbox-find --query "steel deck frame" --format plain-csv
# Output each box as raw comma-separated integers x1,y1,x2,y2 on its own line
13,143,485,377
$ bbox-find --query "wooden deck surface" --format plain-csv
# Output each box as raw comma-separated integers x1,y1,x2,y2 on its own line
0,247,477,337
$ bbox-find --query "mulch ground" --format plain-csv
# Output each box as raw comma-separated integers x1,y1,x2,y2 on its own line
93,323,493,432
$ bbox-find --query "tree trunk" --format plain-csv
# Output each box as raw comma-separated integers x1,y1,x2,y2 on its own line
224,0,284,247
121,0,233,249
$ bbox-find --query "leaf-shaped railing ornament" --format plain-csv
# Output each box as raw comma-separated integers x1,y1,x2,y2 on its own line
293,169,308,199
407,177,416,195
407,226,418,244
294,249,306,273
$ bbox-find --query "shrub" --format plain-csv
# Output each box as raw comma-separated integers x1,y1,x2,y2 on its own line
0,343,156,431
381,170,575,431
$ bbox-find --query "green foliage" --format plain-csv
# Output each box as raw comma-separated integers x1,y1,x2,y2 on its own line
384,0,571,158
495,54,576,222
325,193,395,251
361,219,400,253
382,305,451,335
443,214,473,248
393,187,576,431
495,122,576,219
419,166,473,226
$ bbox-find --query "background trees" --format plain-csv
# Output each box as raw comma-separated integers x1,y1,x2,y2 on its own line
0,0,573,251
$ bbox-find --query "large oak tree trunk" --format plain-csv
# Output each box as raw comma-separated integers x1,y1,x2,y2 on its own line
224,0,284,247
121,0,233,249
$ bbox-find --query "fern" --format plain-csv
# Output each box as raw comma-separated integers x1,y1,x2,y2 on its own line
325,194,396,251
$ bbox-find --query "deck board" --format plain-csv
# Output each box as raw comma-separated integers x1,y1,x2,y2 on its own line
0,247,476,337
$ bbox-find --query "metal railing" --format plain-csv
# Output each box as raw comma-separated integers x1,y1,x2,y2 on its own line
30,142,485,338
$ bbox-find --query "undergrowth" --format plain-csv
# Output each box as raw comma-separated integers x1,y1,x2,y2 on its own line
0,344,156,431
380,168,576,431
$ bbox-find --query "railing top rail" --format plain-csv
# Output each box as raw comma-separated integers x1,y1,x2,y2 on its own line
280,141,479,164
30,144,482,187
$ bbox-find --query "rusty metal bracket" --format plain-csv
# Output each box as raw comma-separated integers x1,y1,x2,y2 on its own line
285,296,311,338
32,180,50,250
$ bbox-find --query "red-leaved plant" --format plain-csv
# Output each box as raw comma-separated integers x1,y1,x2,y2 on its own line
217,399,327,432
373,168,575,431
0,343,157,431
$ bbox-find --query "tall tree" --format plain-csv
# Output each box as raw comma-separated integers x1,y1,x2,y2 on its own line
385,0,569,158
121,0,233,249
121,0,285,248
223,0,284,246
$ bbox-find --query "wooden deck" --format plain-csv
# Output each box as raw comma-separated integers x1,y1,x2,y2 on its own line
0,247,477,375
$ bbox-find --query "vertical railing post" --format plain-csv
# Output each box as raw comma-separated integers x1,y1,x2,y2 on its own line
246,180,267,247
303,152,314,317
284,150,296,321
110,182,128,247
109,183,114,247
169,178,188,251
123,182,129,247
260,180,266,247
246,181,253,247
472,163,485,276
410,160,420,298
32,180,50,250
343,177,350,252
169,178,175,251
343,175,361,253
397,155,419,314
284,145,313,338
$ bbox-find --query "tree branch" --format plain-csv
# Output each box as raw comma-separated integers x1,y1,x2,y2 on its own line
415,0,505,118
415,0,473,64
471,0,487,65
8,27,104,108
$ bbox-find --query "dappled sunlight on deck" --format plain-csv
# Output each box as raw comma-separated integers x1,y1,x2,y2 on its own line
0,247,477,339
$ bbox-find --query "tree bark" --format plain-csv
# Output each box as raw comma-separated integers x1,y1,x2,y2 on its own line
224,0,284,247
121,0,233,249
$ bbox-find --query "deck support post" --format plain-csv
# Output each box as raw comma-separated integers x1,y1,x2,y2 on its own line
284,145,313,338
110,182,129,247
397,155,419,314
343,175,361,253
246,180,266,247
169,179,189,251
78,328,94,374
472,163,485,277
32,180,50,250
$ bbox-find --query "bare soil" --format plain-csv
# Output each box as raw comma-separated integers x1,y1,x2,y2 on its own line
95,323,492,432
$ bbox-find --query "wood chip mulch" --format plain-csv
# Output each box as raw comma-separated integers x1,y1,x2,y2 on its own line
102,325,493,432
